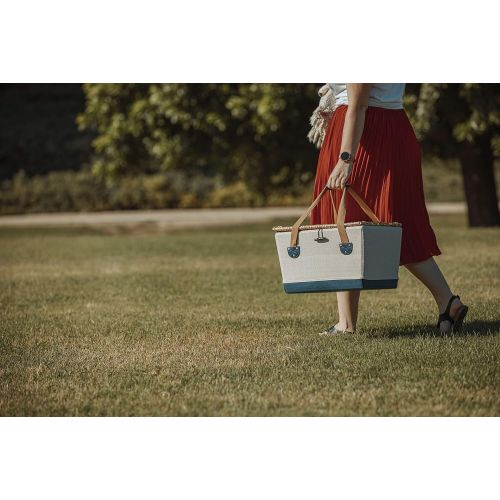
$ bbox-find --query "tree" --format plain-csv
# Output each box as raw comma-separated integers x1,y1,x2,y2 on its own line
78,84,320,200
79,83,500,224
407,83,500,227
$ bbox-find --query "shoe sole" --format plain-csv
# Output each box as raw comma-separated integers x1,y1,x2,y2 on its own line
318,329,355,336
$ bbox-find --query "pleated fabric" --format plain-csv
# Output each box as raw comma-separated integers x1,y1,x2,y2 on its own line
310,104,441,265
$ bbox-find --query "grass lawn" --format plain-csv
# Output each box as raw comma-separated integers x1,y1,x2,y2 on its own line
0,215,499,416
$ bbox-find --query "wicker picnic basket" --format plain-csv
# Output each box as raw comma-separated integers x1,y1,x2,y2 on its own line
272,184,402,293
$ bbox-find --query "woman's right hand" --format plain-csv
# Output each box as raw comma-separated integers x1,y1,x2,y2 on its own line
327,159,352,190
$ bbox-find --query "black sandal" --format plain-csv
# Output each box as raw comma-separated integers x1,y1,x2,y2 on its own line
437,294,468,334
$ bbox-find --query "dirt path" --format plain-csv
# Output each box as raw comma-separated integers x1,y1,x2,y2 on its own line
0,203,467,230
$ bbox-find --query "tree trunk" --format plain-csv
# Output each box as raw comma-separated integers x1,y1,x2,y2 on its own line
458,133,500,227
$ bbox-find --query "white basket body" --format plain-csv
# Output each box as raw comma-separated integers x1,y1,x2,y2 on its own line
274,224,402,293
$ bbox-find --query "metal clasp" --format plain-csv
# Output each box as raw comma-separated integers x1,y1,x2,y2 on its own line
314,228,329,243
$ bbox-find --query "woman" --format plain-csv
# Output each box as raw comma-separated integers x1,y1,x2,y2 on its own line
310,83,468,335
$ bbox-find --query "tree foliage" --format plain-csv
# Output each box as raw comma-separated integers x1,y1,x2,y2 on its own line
407,83,500,156
406,83,500,226
78,83,320,198
79,83,500,225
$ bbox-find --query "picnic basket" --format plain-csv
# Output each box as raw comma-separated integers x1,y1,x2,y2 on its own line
272,184,402,293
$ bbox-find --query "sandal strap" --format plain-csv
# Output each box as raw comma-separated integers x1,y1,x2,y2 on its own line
436,294,460,328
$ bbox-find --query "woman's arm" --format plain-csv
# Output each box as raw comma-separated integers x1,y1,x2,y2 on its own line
327,83,372,189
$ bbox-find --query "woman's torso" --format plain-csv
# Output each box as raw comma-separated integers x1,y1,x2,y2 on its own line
328,83,406,109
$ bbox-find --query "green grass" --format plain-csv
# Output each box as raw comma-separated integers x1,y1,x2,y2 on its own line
1,215,499,416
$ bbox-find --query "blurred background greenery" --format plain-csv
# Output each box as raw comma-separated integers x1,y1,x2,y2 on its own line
1,83,499,226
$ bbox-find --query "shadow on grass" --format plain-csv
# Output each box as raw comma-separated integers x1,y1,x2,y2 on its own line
376,320,500,339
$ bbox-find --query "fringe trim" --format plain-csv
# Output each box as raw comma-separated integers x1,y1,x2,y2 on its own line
306,84,337,149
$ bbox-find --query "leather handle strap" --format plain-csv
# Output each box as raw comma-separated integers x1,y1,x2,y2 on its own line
346,187,380,223
290,184,329,248
328,188,338,223
289,183,379,248
336,187,350,244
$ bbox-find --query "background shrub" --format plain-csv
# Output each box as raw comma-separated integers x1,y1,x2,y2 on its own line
1,160,498,215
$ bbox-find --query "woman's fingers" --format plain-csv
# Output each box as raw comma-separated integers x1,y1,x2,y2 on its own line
329,171,349,189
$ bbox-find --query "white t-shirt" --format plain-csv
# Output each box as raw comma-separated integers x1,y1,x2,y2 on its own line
328,83,406,109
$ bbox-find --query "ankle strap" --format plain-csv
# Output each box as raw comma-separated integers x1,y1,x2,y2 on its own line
444,294,460,318
437,294,460,328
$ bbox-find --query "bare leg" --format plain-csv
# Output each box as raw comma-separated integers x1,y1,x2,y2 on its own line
336,290,361,332
333,258,463,334
405,257,465,328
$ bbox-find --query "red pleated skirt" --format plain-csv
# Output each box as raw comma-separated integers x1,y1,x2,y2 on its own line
310,104,441,265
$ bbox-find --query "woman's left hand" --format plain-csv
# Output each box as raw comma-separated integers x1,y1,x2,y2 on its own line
327,160,352,189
